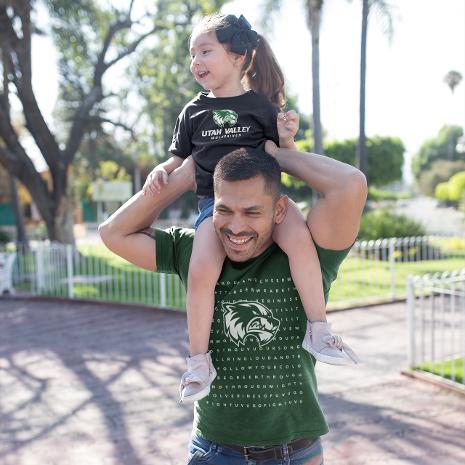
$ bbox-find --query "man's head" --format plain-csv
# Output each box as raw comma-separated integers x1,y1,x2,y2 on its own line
213,148,287,262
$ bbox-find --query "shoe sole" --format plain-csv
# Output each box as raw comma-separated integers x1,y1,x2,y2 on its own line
302,341,354,366
180,368,217,403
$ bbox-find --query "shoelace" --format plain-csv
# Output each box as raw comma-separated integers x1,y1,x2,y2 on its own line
323,335,359,364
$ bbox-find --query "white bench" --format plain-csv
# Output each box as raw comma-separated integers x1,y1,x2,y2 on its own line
0,252,16,295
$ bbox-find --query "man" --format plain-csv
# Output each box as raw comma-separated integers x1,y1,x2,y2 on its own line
99,142,367,465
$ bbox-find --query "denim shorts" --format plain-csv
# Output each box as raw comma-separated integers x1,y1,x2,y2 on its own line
187,433,324,465
194,197,215,230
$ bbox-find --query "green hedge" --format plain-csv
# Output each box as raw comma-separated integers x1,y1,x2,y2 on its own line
358,209,425,240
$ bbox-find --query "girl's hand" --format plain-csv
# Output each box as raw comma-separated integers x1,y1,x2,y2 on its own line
265,140,279,157
277,110,299,144
142,165,169,196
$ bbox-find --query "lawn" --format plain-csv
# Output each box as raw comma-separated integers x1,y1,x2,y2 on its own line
13,242,464,311
420,358,464,384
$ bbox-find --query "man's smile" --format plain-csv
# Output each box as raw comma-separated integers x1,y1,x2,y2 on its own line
225,232,255,249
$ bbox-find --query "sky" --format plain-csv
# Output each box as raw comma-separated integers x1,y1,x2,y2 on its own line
31,0,465,183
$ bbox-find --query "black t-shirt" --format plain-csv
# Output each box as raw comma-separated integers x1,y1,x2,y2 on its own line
169,91,280,196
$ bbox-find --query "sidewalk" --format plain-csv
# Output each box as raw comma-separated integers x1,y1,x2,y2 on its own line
0,298,464,465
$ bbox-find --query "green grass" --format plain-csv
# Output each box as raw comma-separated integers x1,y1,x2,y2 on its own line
368,187,412,201
420,358,464,384
328,256,465,307
11,242,465,310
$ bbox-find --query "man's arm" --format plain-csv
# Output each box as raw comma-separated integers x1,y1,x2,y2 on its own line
99,157,195,271
271,146,367,250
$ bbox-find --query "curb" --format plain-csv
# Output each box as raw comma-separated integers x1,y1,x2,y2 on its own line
401,369,465,397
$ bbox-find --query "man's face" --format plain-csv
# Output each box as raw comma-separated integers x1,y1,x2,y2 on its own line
213,176,287,262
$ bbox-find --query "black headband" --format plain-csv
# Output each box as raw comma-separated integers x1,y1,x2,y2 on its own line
216,14,259,56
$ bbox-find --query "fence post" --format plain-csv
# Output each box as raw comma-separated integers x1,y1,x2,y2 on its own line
406,275,416,369
36,243,45,293
159,273,167,307
389,239,396,300
66,244,74,298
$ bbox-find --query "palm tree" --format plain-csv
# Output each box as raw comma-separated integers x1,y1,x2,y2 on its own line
444,70,463,94
357,0,394,176
262,0,325,155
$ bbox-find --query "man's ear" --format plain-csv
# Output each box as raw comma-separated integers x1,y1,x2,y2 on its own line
274,195,288,225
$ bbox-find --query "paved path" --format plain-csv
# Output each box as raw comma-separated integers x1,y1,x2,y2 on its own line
392,196,465,236
0,298,464,465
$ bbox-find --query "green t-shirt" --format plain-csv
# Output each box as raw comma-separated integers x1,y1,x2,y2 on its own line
156,227,351,446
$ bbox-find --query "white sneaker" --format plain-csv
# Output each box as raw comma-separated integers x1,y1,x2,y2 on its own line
179,352,217,403
302,321,359,365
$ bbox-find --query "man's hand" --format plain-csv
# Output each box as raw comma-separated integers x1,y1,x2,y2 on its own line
277,110,299,148
143,165,169,196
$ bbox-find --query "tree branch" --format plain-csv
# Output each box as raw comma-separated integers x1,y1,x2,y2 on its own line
90,116,137,139
0,5,62,173
65,18,158,165
105,27,157,69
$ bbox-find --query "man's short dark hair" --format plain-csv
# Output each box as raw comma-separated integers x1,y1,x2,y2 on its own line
213,148,281,198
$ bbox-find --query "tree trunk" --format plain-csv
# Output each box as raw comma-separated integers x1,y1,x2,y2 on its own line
357,0,369,176
34,170,75,244
3,48,28,249
9,177,28,248
0,2,156,244
51,193,75,244
308,2,324,155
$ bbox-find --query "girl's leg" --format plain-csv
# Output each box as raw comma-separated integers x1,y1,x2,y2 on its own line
273,200,326,322
273,199,358,365
187,217,226,355
181,217,226,402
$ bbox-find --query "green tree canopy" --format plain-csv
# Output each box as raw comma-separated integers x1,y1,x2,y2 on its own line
411,125,464,181
297,135,404,187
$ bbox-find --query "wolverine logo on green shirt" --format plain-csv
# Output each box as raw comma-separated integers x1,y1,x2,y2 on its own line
212,109,238,127
222,301,280,348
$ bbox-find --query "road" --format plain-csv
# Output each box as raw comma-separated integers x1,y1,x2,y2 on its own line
1,298,464,465
392,196,465,236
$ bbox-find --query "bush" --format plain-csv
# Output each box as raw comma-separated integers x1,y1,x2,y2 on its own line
358,209,425,241
435,182,450,201
0,229,11,244
417,159,465,196
448,171,465,201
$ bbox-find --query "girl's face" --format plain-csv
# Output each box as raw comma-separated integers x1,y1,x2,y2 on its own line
189,31,245,97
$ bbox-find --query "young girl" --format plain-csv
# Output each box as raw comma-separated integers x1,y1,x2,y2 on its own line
143,14,357,403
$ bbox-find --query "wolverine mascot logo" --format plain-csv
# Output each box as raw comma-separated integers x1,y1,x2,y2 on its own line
212,109,239,127
222,301,280,347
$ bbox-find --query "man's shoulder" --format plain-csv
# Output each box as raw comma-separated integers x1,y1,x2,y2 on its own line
155,227,194,278
156,226,194,243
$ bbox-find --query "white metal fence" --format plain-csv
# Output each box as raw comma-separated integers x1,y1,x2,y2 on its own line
1,235,465,311
407,269,465,388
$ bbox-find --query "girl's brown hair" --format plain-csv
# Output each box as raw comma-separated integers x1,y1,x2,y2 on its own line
192,14,286,109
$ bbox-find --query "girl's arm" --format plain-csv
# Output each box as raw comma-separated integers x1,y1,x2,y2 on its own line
100,157,195,271
143,155,184,196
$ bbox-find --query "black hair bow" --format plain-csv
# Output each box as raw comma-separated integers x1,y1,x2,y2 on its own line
216,14,259,55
